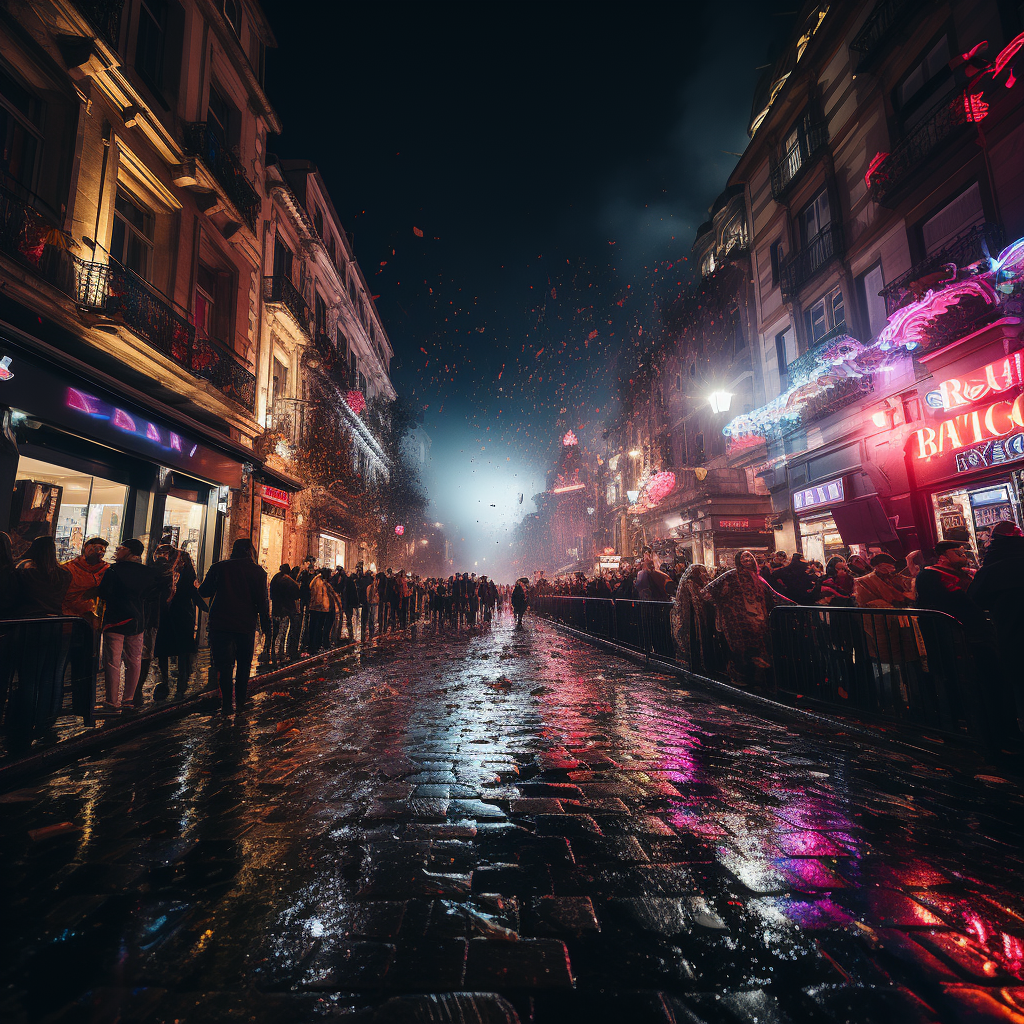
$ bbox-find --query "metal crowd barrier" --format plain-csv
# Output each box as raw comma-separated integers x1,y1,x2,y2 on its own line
533,595,675,660
768,605,986,740
0,617,98,747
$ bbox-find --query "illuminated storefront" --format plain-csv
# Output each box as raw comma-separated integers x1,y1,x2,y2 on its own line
908,324,1024,559
1,336,252,573
318,532,347,568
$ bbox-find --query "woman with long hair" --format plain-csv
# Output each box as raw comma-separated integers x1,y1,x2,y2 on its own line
16,535,71,616
153,547,207,700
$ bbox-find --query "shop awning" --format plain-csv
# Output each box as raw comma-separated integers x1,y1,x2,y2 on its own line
829,496,899,546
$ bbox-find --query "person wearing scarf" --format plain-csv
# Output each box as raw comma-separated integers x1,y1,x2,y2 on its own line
671,563,712,673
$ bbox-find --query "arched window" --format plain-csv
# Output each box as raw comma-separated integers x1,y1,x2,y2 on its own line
223,0,242,37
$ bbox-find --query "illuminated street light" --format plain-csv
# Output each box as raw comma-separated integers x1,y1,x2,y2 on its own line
628,449,642,458
708,391,734,414
627,490,640,503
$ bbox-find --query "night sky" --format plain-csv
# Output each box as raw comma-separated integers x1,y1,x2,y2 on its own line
259,1,796,574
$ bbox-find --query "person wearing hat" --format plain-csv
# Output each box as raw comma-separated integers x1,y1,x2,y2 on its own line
62,536,111,630
97,538,168,711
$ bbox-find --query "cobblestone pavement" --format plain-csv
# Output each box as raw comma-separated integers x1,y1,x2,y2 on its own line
2,617,1024,1024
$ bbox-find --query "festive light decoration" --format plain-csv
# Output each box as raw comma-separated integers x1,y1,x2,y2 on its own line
345,390,366,415
395,524,405,535
864,151,889,188
644,471,677,505
562,429,578,446
876,278,999,352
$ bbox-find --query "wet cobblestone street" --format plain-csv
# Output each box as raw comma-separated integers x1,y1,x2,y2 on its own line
2,617,1024,1024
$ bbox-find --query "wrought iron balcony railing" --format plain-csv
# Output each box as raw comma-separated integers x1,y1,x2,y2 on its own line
868,91,974,207
0,182,77,297
268,398,309,449
73,0,123,49
849,0,927,72
780,222,844,300
181,123,261,231
76,261,256,410
263,274,312,336
879,223,1003,316
770,122,829,200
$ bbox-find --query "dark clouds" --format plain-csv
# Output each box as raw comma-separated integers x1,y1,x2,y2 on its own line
259,0,793,574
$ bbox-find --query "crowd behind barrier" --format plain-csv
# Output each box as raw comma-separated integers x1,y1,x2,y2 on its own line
531,532,1024,750
0,526,524,751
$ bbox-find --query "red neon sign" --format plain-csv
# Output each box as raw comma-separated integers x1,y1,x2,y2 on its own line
937,352,1024,410
260,484,290,508
914,394,1024,458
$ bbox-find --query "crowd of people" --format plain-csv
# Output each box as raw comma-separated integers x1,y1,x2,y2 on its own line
531,524,1024,732
0,530,533,729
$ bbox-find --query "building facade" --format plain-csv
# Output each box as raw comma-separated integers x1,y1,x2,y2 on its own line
720,0,1024,564
0,0,399,578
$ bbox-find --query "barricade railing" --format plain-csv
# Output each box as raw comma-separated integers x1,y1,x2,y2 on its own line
768,605,986,740
533,595,674,660
0,617,98,748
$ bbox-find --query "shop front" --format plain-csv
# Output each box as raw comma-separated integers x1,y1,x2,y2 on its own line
1,336,252,575
256,483,291,573
793,476,850,564
318,531,347,569
908,343,1024,560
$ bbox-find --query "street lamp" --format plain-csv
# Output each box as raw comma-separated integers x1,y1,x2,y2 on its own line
628,449,642,458
708,391,734,414
627,490,639,504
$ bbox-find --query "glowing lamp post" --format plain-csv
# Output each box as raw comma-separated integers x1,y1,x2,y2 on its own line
708,391,734,414
627,490,640,504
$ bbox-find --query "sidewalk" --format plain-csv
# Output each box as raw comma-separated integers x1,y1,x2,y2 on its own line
0,633,359,784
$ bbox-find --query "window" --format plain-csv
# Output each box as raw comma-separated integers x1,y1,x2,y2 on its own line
803,285,845,344
921,182,984,255
223,0,242,37
207,83,237,148
348,277,357,307
350,350,357,376
769,239,784,287
312,207,324,237
897,34,952,122
694,432,705,463
110,187,154,280
800,189,831,244
358,371,367,393
135,0,167,91
314,292,327,337
857,263,887,340
0,63,43,191
775,330,792,389
272,234,292,280
336,326,348,361
327,235,336,264
272,355,288,404
195,262,232,345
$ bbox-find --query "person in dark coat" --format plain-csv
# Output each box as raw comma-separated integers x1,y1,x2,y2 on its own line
773,553,822,604
339,568,358,638
16,535,71,617
198,538,271,714
511,578,528,629
270,564,302,662
968,521,1024,731
154,548,207,699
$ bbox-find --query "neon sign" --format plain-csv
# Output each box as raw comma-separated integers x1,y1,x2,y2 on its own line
938,352,1024,410
793,476,845,511
955,432,1024,473
914,394,1024,458
65,387,197,458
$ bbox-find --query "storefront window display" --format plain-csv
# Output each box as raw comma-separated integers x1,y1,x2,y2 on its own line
259,503,285,572
12,456,127,561
799,513,850,565
931,474,1023,561
318,533,346,569
163,493,206,563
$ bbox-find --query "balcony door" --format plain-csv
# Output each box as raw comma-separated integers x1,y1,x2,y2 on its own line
110,186,155,281
0,63,43,193
273,234,292,282
800,189,831,246
921,182,984,256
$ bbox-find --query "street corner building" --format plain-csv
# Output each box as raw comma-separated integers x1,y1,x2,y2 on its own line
581,0,1024,572
0,0,397,576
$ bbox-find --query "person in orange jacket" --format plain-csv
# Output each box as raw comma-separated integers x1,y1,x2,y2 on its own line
62,537,111,630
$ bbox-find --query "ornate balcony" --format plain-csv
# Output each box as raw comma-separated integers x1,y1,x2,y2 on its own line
263,274,312,337
849,0,928,72
880,223,1003,316
76,261,256,410
181,123,261,231
780,223,844,300
770,122,829,200
268,398,309,449
0,182,77,297
867,92,974,208
73,0,123,49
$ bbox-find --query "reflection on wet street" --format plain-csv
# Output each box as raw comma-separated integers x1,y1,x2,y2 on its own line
2,618,1023,1023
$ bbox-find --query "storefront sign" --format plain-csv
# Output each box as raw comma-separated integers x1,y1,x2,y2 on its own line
914,394,1024,458
792,477,845,511
260,484,290,508
954,431,1024,473
716,517,768,531
938,352,1024,410
66,387,200,459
